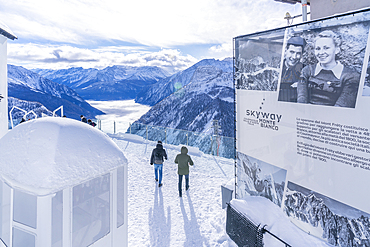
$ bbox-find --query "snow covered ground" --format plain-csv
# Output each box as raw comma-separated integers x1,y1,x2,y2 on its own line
88,100,332,247
111,134,237,246
110,133,333,247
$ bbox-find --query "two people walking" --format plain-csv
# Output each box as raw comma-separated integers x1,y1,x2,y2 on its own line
150,141,194,197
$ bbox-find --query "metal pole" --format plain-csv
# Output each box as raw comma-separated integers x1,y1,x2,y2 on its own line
186,133,188,146
129,122,131,134
301,0,307,22
165,128,167,144
146,126,148,140
114,121,116,134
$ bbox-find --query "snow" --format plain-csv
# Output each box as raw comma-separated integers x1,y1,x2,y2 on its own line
0,19,17,39
111,135,237,246
112,134,331,246
0,101,334,245
230,197,332,247
0,117,127,196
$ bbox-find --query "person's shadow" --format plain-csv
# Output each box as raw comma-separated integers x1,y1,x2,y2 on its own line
180,192,209,246
149,186,171,247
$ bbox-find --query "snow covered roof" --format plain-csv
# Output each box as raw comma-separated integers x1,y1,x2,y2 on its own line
0,117,127,196
0,20,17,40
273,0,310,4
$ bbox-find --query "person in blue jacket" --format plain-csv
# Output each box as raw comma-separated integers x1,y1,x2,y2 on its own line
150,141,167,187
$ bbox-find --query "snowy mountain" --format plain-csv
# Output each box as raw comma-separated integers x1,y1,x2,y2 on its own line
8,64,103,120
235,56,279,91
34,65,170,100
10,58,235,157
135,58,233,106
284,190,370,247
130,59,234,157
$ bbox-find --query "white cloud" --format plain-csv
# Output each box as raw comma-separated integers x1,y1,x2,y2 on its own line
1,0,303,46
1,0,304,70
7,43,198,74
208,43,233,60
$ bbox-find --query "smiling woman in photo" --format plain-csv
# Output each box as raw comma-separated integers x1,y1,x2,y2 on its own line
297,30,360,108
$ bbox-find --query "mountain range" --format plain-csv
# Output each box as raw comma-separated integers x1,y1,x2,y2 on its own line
8,58,234,157
130,58,235,157
33,65,170,100
135,58,233,131
136,58,233,106
285,190,370,247
8,64,103,120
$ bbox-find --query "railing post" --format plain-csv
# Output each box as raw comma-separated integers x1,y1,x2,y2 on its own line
186,133,188,146
114,121,116,134
146,126,148,140
129,122,131,134
165,128,167,144
211,136,213,155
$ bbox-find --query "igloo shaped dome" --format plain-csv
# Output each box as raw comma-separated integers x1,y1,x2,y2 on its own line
0,117,127,195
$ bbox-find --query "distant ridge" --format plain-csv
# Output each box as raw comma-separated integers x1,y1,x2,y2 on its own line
8,64,103,120
34,65,170,100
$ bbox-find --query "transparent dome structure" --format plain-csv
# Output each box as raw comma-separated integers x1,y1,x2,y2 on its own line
0,117,128,247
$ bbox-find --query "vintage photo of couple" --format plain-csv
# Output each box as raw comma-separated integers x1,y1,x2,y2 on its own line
278,24,370,108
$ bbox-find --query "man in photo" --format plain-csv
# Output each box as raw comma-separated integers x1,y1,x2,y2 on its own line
278,36,306,102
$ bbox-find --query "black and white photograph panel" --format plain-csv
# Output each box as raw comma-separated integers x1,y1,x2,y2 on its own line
234,29,285,91
362,57,370,96
236,152,287,207
285,181,370,247
278,20,370,108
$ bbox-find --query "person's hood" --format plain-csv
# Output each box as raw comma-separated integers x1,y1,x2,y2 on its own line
156,143,163,149
181,146,188,154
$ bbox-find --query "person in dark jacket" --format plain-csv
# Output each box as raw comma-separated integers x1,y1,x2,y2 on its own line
88,119,96,127
80,115,87,123
150,141,168,187
174,146,194,197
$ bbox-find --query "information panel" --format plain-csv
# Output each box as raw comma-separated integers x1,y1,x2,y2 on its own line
235,9,370,246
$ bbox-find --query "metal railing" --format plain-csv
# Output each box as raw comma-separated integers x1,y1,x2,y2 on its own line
96,119,236,159
226,203,292,247
226,203,264,247
8,116,236,159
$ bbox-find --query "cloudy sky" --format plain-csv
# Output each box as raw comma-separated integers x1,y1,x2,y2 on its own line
0,0,306,74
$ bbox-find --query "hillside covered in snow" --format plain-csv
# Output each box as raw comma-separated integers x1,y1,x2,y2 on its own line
8,64,103,120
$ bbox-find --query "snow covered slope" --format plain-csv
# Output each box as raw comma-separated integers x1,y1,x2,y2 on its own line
135,58,233,106
8,64,103,119
130,59,234,157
